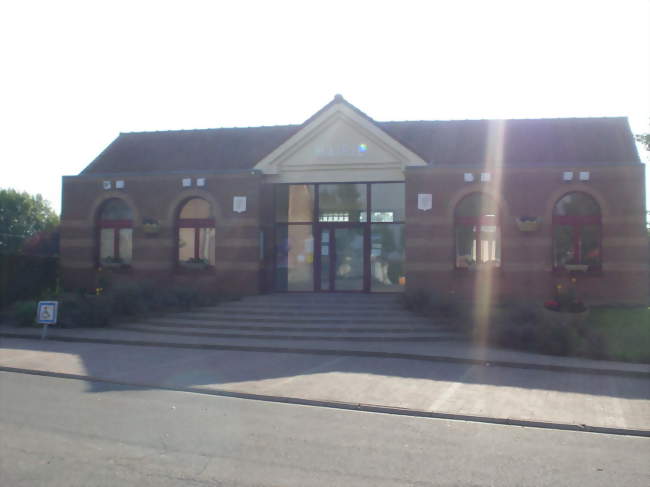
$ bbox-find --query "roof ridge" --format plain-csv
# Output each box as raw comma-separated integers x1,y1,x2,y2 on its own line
120,124,300,135
117,116,631,136
378,116,630,124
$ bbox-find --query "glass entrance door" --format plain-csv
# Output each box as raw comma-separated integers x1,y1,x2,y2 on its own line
318,225,366,291
273,182,405,293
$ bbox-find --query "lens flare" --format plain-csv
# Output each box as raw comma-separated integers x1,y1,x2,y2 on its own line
472,120,506,349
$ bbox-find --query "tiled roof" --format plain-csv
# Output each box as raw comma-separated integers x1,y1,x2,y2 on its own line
81,100,640,175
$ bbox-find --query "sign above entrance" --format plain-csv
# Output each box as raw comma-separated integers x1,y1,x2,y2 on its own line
314,142,369,158
253,99,426,183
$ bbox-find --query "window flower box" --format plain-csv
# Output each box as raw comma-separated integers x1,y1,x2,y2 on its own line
179,258,211,270
100,257,131,270
515,216,540,232
142,218,161,236
564,264,589,272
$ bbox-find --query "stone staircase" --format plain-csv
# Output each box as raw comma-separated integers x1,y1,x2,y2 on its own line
116,293,460,345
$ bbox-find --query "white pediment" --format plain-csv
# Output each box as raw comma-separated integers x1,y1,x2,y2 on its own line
254,99,427,183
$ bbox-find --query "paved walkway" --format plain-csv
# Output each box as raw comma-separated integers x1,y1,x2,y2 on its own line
1,324,648,375
1,335,648,434
2,294,648,434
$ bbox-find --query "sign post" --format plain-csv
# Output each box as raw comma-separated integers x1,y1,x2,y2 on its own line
36,301,58,340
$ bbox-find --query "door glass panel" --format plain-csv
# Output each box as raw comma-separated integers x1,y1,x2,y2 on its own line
118,228,133,263
318,184,367,222
580,225,601,267
198,228,216,265
455,225,476,268
178,228,195,262
371,224,405,292
180,198,212,218
320,229,330,290
275,185,315,222
554,193,600,216
478,225,500,265
554,225,574,266
99,228,114,260
100,199,133,220
371,183,405,222
334,227,364,291
275,225,314,291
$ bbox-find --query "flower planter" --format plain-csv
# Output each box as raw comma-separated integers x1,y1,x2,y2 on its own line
564,264,589,272
179,262,211,271
515,217,540,232
100,262,131,271
541,306,589,327
142,223,160,236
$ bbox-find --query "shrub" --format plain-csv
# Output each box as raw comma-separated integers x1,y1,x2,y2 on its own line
0,255,58,310
108,282,148,316
58,293,113,328
12,300,38,327
429,293,464,320
399,289,431,315
533,323,581,356
171,286,200,311
502,301,544,327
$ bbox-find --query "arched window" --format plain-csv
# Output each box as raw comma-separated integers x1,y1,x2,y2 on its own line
177,198,216,265
553,192,601,270
455,193,501,268
97,198,133,265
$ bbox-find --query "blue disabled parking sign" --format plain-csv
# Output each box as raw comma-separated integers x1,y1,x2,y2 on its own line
37,301,58,339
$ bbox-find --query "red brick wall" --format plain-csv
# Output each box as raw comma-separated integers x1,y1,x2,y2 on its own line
405,164,648,305
60,172,263,296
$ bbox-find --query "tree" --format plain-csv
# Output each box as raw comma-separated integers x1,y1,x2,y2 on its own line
0,189,59,254
635,133,650,152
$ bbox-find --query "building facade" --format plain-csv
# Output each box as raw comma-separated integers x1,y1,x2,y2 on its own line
60,96,648,304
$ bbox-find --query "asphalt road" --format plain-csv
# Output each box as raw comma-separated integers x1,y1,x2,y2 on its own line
1,371,648,487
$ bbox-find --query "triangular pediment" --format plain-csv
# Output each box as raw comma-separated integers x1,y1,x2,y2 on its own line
254,96,427,183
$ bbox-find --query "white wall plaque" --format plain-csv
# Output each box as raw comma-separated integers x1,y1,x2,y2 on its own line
481,172,491,182
115,180,125,189
579,171,590,181
103,181,112,190
196,178,206,187
233,196,247,213
182,178,192,187
563,171,574,181
417,193,432,211
464,173,474,182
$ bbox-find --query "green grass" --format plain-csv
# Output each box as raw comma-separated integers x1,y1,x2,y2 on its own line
588,307,650,363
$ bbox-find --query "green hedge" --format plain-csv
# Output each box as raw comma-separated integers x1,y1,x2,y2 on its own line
0,254,58,309
10,280,226,328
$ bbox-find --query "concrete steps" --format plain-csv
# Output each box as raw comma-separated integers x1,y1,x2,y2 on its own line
114,293,462,346
135,318,451,333
116,324,459,342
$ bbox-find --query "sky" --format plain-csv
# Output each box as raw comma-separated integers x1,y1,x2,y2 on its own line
1,0,649,215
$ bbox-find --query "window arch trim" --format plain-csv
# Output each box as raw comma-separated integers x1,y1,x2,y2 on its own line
95,198,134,265
175,197,216,265
551,191,602,271
454,192,502,269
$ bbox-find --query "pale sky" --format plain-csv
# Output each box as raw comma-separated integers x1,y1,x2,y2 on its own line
1,0,649,215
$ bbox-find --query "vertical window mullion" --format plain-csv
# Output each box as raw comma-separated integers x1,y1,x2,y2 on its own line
114,228,120,259
475,222,482,263
194,227,200,259
573,224,581,264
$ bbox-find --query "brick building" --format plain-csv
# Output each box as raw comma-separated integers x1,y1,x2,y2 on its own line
60,95,648,304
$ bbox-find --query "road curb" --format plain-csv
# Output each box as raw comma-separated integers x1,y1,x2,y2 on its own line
115,326,463,342
1,365,648,438
1,331,649,378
